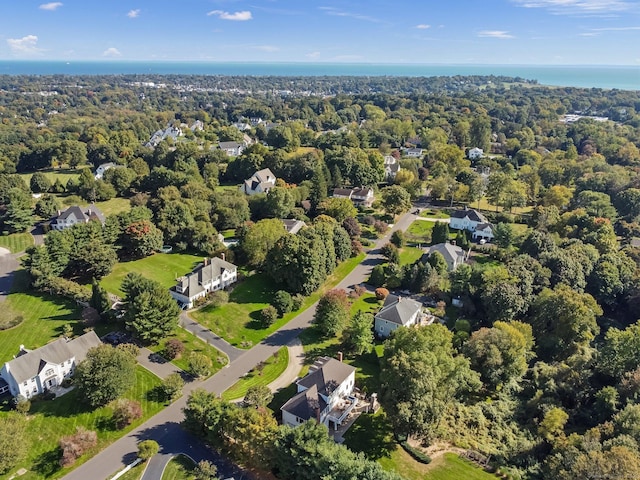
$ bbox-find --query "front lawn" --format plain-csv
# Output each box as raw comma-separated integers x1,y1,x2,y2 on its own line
222,347,288,401
18,168,87,189
406,220,435,244
349,293,380,316
424,453,497,480
94,197,132,217
419,209,450,219
0,272,83,364
398,246,424,266
1,366,164,480
100,253,203,297
0,232,34,253
192,253,365,348
162,455,196,480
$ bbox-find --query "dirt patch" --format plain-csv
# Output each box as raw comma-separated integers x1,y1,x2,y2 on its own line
407,438,465,460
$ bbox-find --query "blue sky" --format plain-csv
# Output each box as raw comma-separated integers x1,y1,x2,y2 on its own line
1,0,639,64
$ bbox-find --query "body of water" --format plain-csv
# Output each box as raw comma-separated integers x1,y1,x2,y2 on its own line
0,61,638,91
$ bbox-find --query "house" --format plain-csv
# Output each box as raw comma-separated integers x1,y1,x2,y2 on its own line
145,124,183,148
374,294,423,338
422,242,467,271
281,356,357,431
384,156,401,180
94,162,117,180
331,187,375,207
405,148,424,158
219,141,245,157
0,331,102,398
49,205,106,231
468,147,484,160
449,208,494,241
282,219,306,235
241,168,277,196
169,257,238,309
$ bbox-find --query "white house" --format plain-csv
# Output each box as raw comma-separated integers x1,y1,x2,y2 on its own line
423,242,467,271
405,148,424,158
449,208,494,241
169,257,238,309
332,187,375,207
468,147,484,160
282,219,306,235
374,295,423,338
49,205,106,231
94,162,117,180
281,356,357,431
0,331,102,398
241,168,277,196
219,141,245,157
384,156,401,180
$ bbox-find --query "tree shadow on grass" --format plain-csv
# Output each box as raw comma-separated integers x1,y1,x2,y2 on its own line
32,447,62,477
343,412,397,461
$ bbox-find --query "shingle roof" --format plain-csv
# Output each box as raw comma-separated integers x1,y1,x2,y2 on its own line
296,357,355,397
375,294,422,326
280,384,326,421
450,208,488,223
282,219,306,234
426,243,466,266
4,331,102,384
54,205,105,225
173,257,237,299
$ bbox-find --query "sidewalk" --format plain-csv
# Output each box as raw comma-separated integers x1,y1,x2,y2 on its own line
268,338,304,392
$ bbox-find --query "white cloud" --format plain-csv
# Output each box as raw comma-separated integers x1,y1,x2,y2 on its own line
7,35,43,55
319,6,382,23
39,2,62,11
306,51,321,59
510,0,632,15
478,30,515,39
416,24,431,29
127,9,140,19
591,25,640,31
207,10,252,21
102,47,122,57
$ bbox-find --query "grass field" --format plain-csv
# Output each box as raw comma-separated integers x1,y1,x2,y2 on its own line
18,168,88,189
222,347,289,401
399,246,424,266
419,209,450,219
162,455,196,480
1,366,164,480
0,272,83,364
100,253,203,297
472,197,533,215
424,453,497,480
0,232,34,253
349,293,380,316
192,253,365,348
406,220,435,244
147,328,227,375
94,197,132,216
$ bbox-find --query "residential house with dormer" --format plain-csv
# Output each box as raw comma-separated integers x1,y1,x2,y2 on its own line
241,168,277,195
374,295,424,338
49,205,105,231
169,257,238,309
449,208,494,241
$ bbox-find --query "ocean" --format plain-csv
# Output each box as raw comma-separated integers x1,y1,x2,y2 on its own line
0,61,638,91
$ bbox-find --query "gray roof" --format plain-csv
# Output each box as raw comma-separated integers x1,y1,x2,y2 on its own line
426,243,466,266
172,257,237,299
332,188,354,197
219,141,242,150
53,205,105,225
5,331,102,384
375,294,422,326
450,208,488,223
475,222,493,231
280,384,326,421
296,357,355,397
282,219,306,235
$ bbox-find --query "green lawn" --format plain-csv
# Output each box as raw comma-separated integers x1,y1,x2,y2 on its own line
406,220,435,244
162,455,196,480
18,168,87,189
147,327,227,375
419,209,450,219
100,253,203,297
94,197,132,217
0,232,34,253
0,272,83,364
349,293,380,316
425,453,497,480
472,197,533,215
222,347,289,401
192,253,365,348
3,366,165,480
399,246,424,266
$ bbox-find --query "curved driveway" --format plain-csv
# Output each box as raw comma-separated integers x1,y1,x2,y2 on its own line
62,211,417,480
0,248,20,302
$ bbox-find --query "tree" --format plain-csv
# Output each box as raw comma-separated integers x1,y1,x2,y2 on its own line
74,344,137,407
1,188,32,233
164,339,186,360
162,373,185,402
69,240,118,280
189,352,213,379
538,407,568,442
30,172,52,193
574,190,617,219
381,185,412,216
470,115,491,153
195,460,219,480
137,440,159,460
427,251,448,275
319,197,357,223
121,220,164,258
244,385,274,408
272,290,293,316
122,273,180,344
242,218,286,267
493,222,515,249
431,222,450,244
390,230,405,248
0,414,28,474
343,311,374,355
543,185,573,209
380,324,480,441
315,289,350,337
260,305,278,327
264,186,294,218
59,427,97,467
90,277,111,315
599,320,640,379
342,216,361,238
111,398,143,429
34,193,60,218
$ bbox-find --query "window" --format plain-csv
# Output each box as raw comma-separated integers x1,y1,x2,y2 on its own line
45,369,54,376
23,381,28,386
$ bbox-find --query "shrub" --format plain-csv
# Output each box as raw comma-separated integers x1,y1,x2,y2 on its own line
13,395,30,415
400,441,431,464
362,215,376,226
189,352,213,379
351,239,364,256
116,343,140,359
164,339,185,360
111,398,143,429
272,290,293,316
390,230,405,248
208,290,229,307
137,440,159,460
59,427,98,466
369,265,386,287
375,288,390,300
162,373,185,402
260,305,278,327
291,293,305,311
374,220,389,234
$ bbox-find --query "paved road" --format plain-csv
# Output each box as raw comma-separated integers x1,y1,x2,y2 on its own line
0,248,19,303
180,311,244,363
62,211,416,480
136,348,184,380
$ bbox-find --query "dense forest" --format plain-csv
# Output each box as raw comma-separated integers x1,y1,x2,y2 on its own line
1,73,640,479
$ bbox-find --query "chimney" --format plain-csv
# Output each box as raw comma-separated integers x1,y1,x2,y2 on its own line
451,240,456,246
337,351,343,363
315,406,321,423
57,210,61,216
220,253,226,262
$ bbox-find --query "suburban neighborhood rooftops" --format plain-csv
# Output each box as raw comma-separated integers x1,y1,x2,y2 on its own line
280,384,327,422
375,294,422,326
450,208,488,223
4,331,102,384
296,357,356,397
423,242,466,265
53,205,106,225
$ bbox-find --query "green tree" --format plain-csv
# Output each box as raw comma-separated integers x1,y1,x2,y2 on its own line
260,305,278,327
427,251,448,275
380,324,480,441
319,197,357,223
390,230,405,248
74,344,137,407
315,289,350,337
189,352,213,379
195,460,219,480
343,311,374,355
272,290,293,316
599,320,640,379
470,115,491,153
122,273,180,344
381,185,412,216
431,222,450,244
30,171,51,193
265,186,294,218
244,385,274,408
1,188,32,233
574,190,617,219
34,193,60,218
90,277,111,314
162,373,185,402
242,218,286,267
137,440,159,460
0,414,28,475
493,222,515,249
538,407,568,442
